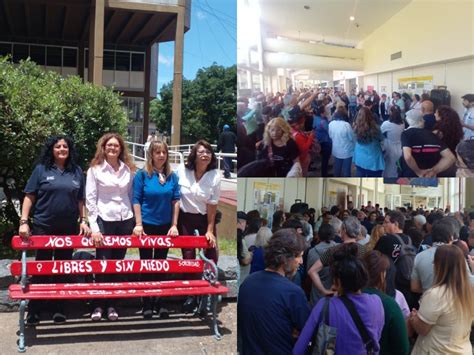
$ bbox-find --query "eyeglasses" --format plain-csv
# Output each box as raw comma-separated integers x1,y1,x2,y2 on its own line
197,150,212,156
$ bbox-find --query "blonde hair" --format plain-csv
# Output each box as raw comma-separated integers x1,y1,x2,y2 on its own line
255,227,272,248
367,224,385,251
90,132,135,172
263,117,291,147
432,245,474,318
145,141,171,177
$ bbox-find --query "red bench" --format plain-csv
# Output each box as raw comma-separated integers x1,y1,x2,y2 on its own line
9,234,229,352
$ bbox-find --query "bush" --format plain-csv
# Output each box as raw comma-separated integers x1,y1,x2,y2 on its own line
0,56,129,253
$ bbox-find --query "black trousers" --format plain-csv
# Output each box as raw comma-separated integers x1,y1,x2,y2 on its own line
91,217,134,311
140,223,171,309
28,222,78,315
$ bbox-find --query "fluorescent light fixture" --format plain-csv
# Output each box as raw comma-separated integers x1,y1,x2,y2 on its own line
276,36,286,40
349,16,355,21
309,40,316,44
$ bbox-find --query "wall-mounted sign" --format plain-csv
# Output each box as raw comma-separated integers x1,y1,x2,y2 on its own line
398,76,433,95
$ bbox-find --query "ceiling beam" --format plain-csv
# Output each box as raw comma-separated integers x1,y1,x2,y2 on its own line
115,12,139,43
104,9,117,35
24,3,32,37
80,13,90,43
149,15,175,45
2,1,13,35
43,3,48,37
131,13,156,44
61,6,69,40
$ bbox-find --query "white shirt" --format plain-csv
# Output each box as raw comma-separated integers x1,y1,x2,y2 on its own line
177,164,220,215
85,161,134,233
463,107,474,140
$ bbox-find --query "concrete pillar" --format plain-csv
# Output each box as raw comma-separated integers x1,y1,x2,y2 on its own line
171,10,184,146
143,46,151,144
88,0,104,85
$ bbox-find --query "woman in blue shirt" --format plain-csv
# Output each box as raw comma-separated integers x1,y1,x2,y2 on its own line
312,103,332,177
353,107,385,177
133,141,180,319
19,135,90,325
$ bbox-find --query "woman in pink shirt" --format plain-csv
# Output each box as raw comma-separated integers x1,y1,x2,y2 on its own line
85,132,135,322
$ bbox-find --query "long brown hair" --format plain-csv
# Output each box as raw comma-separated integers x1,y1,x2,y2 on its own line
363,250,390,292
90,132,135,172
145,141,171,177
432,245,474,317
353,107,381,143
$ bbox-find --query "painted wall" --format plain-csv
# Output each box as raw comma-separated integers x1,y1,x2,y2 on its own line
359,58,474,118
359,0,474,74
356,0,474,116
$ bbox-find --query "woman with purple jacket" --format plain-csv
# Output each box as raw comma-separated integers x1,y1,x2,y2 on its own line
293,243,384,355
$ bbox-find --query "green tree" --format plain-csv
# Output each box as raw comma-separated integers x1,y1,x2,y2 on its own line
151,63,236,144
0,57,128,255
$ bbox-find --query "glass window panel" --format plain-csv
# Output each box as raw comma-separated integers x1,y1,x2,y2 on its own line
131,53,144,71
62,48,77,67
13,44,29,63
0,42,12,57
115,51,130,71
46,46,61,66
103,50,114,70
30,45,45,65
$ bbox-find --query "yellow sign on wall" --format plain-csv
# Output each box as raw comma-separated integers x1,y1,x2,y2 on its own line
398,76,433,83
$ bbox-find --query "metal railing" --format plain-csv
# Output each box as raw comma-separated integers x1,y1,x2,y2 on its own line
127,141,237,176
125,141,184,165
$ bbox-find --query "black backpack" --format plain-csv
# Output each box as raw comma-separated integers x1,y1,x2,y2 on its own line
393,234,416,286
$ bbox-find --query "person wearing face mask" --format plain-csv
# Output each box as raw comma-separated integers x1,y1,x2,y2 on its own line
20,135,90,326
132,141,180,319
85,132,136,322
238,229,310,354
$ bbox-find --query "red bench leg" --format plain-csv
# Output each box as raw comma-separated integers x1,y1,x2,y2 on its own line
18,300,27,352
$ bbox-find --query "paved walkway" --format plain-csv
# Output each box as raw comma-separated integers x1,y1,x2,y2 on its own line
0,301,236,354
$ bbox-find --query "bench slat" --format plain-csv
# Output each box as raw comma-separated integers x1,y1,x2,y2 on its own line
11,259,204,276
9,280,219,291
9,285,229,299
11,235,210,250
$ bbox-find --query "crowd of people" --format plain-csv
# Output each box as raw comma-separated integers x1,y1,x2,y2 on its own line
18,133,221,325
237,202,474,354
237,88,474,178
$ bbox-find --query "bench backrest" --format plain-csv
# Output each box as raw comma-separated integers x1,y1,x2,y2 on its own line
11,235,217,282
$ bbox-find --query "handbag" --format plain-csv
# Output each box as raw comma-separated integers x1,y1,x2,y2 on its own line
306,297,337,355
339,295,376,355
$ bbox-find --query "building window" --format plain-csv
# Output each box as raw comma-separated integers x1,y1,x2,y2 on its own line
0,42,12,58
30,45,46,65
13,44,29,63
63,48,77,67
115,51,130,71
46,46,61,66
131,53,144,71
103,50,114,70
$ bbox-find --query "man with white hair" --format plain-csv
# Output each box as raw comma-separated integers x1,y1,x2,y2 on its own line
413,214,427,232
399,110,456,177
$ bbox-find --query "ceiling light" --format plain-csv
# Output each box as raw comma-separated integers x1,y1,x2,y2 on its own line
309,40,316,44
350,16,355,21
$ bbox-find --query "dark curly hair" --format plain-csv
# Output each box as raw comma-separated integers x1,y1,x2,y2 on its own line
433,105,464,154
354,107,381,143
389,105,403,125
37,135,78,171
263,228,306,272
185,140,217,172
330,243,368,295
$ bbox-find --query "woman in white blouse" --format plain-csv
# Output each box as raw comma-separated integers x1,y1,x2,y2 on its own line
85,132,135,322
177,140,220,313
